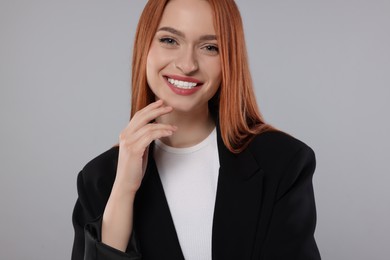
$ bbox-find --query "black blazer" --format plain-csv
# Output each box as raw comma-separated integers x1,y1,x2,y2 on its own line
72,128,321,260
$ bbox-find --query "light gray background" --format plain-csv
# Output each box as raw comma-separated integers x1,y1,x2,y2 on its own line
1,0,389,259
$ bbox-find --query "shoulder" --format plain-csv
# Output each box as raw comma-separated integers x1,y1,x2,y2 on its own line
74,146,119,220
82,146,119,178
248,130,315,164
247,130,316,184
250,130,313,153
246,131,316,200
77,146,119,199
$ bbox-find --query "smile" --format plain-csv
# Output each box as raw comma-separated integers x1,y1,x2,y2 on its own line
164,75,203,96
167,78,198,89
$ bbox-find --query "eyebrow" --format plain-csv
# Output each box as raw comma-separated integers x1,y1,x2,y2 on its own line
157,26,217,41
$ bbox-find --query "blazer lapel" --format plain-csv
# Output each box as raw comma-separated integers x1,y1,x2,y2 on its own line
212,128,265,260
133,145,185,260
133,125,264,260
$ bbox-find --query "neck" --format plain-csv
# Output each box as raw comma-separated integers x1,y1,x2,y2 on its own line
156,107,215,148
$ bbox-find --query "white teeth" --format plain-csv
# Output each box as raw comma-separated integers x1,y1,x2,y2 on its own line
167,78,198,89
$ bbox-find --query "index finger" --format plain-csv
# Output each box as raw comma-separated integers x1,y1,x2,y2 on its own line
130,100,174,130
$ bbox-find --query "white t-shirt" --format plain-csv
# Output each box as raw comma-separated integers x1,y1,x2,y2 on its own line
153,128,220,260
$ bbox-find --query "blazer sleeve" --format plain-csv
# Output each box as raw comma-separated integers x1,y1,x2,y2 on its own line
71,170,142,260
262,146,321,260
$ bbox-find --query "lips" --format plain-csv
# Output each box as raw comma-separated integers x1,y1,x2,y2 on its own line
167,78,198,89
164,75,203,96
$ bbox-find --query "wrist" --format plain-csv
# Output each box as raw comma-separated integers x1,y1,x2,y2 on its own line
110,181,138,201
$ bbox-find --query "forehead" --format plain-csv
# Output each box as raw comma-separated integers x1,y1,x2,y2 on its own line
158,0,216,36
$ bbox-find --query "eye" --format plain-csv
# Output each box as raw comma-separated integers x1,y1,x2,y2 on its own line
202,44,219,55
159,37,178,46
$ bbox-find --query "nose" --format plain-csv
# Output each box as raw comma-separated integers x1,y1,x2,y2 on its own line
174,48,199,75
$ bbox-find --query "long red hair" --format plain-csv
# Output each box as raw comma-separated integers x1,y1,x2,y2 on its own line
131,0,274,153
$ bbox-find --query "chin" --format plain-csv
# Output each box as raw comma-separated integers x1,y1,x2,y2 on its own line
169,103,196,113
166,99,204,114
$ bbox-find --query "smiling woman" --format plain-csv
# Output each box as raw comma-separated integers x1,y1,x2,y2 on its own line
71,0,321,259
145,0,222,149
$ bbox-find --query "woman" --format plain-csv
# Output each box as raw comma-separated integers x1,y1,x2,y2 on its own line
72,0,321,259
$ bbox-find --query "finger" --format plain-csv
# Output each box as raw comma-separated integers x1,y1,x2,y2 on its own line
122,126,175,159
135,104,173,124
130,105,174,132
131,123,177,142
132,128,174,154
136,99,164,116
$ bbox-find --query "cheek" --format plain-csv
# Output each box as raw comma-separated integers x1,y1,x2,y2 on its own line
146,55,153,87
147,44,172,71
146,48,162,86
202,60,222,96
208,59,222,85
146,44,159,72
146,49,156,75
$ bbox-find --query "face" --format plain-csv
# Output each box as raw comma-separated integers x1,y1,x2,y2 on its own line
146,0,222,113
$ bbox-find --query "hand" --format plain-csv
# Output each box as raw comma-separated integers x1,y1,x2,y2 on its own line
114,100,176,193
